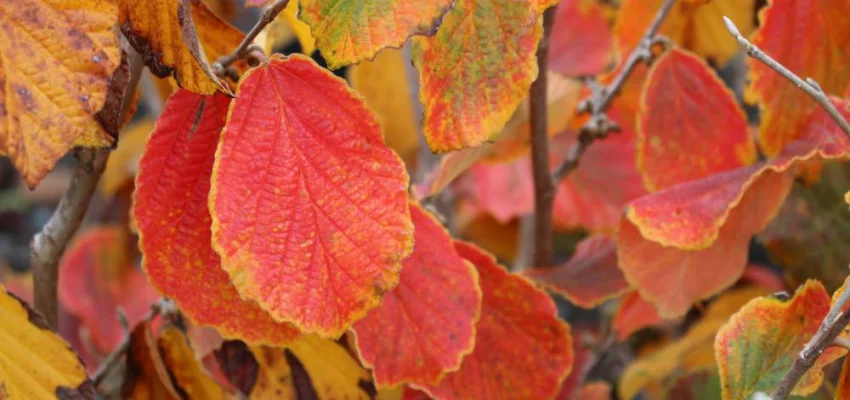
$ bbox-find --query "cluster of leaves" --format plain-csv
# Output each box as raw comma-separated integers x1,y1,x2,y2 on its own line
3,0,850,398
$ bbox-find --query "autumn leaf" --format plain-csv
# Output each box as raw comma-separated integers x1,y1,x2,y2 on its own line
619,102,850,318
413,0,542,152
123,321,182,399
554,327,597,399
613,291,664,340
715,281,847,398
209,55,413,337
101,119,154,196
0,0,121,188
837,355,850,400
0,285,95,399
614,0,755,66
251,336,373,399
118,0,228,94
416,242,573,400
157,327,235,399
352,203,482,387
348,49,419,166
637,48,755,191
550,0,614,77
189,0,246,75
58,226,160,353
134,89,300,345
575,382,612,400
620,286,768,399
297,0,454,68
747,0,850,156
524,235,629,308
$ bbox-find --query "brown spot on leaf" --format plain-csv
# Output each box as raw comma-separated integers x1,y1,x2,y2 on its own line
56,380,96,400
285,350,319,400
214,340,258,395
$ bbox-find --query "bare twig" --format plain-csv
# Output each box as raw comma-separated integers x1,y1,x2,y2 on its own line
722,16,850,139
527,6,558,268
552,0,677,180
92,300,165,388
31,45,142,328
770,283,850,399
214,0,290,70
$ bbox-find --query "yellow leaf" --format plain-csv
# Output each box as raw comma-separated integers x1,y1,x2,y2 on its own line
157,327,235,399
101,119,155,195
348,49,418,166
0,285,94,398
118,0,230,94
125,321,182,400
283,0,315,55
0,0,121,188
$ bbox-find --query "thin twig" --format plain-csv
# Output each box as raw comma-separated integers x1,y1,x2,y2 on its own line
92,300,165,387
722,16,850,139
552,0,677,180
770,283,850,399
527,6,558,268
214,0,290,69
31,45,142,328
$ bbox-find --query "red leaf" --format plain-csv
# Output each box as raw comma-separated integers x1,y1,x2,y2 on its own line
209,55,414,336
619,130,850,317
549,0,614,77
59,226,159,353
133,89,300,345
417,242,574,400
524,235,629,308
612,291,664,340
352,203,482,387
638,48,755,191
747,0,850,156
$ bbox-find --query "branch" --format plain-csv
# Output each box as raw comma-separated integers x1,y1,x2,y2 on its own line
770,282,850,399
31,45,142,329
552,0,677,180
527,6,558,268
722,16,850,139
214,0,290,69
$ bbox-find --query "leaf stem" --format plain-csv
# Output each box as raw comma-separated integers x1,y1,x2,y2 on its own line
722,16,850,139
552,0,676,180
92,300,165,389
527,6,558,268
215,0,290,69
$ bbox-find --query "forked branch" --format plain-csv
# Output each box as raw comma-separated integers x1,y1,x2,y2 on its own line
722,16,850,400
552,0,677,180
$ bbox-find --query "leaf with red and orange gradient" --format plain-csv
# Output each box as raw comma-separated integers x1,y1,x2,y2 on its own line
618,129,850,318
550,0,614,76
715,281,847,398
417,242,573,400
614,0,754,66
352,204,481,387
613,291,664,340
747,0,850,156
133,89,300,345
58,226,159,353
297,0,453,68
210,55,413,337
0,0,121,188
524,235,629,308
413,0,542,152
638,48,755,191
118,0,228,94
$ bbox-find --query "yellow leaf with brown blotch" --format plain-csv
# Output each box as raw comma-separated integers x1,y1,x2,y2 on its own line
0,0,121,188
0,285,95,399
157,327,236,399
118,0,229,94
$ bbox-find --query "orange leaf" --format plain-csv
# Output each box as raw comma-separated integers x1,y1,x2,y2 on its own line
58,226,159,353
715,281,847,398
0,0,121,188
124,321,182,399
417,242,574,400
574,382,612,400
118,0,228,94
157,327,235,399
549,0,614,77
352,204,482,387
524,235,629,308
614,0,755,66
413,0,542,152
190,0,246,75
612,291,664,340
0,285,95,399
638,48,755,191
837,355,850,400
133,89,300,345
618,130,850,317
298,0,454,68
747,0,850,156
209,55,413,337
101,119,154,196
